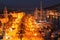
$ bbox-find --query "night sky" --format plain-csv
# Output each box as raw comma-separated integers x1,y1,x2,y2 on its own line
0,0,60,10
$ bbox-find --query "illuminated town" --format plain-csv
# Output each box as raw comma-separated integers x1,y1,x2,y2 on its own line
0,0,60,40
0,6,59,40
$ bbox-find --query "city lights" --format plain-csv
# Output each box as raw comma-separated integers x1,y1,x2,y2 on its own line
0,6,59,40
0,1,60,40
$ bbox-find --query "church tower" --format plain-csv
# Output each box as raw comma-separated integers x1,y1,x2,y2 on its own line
34,8,39,19
3,6,8,18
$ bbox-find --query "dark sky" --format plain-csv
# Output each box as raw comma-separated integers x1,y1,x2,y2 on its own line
0,0,60,10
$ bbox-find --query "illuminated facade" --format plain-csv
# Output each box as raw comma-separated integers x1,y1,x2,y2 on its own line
0,5,59,40
34,7,60,39
0,7,44,40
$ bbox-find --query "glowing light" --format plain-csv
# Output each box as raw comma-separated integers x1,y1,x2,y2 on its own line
47,15,49,18
53,16,55,18
10,28,12,32
6,36,10,40
34,33,37,36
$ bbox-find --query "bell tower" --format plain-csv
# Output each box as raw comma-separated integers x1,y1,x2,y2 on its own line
3,6,8,18
34,8,39,19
